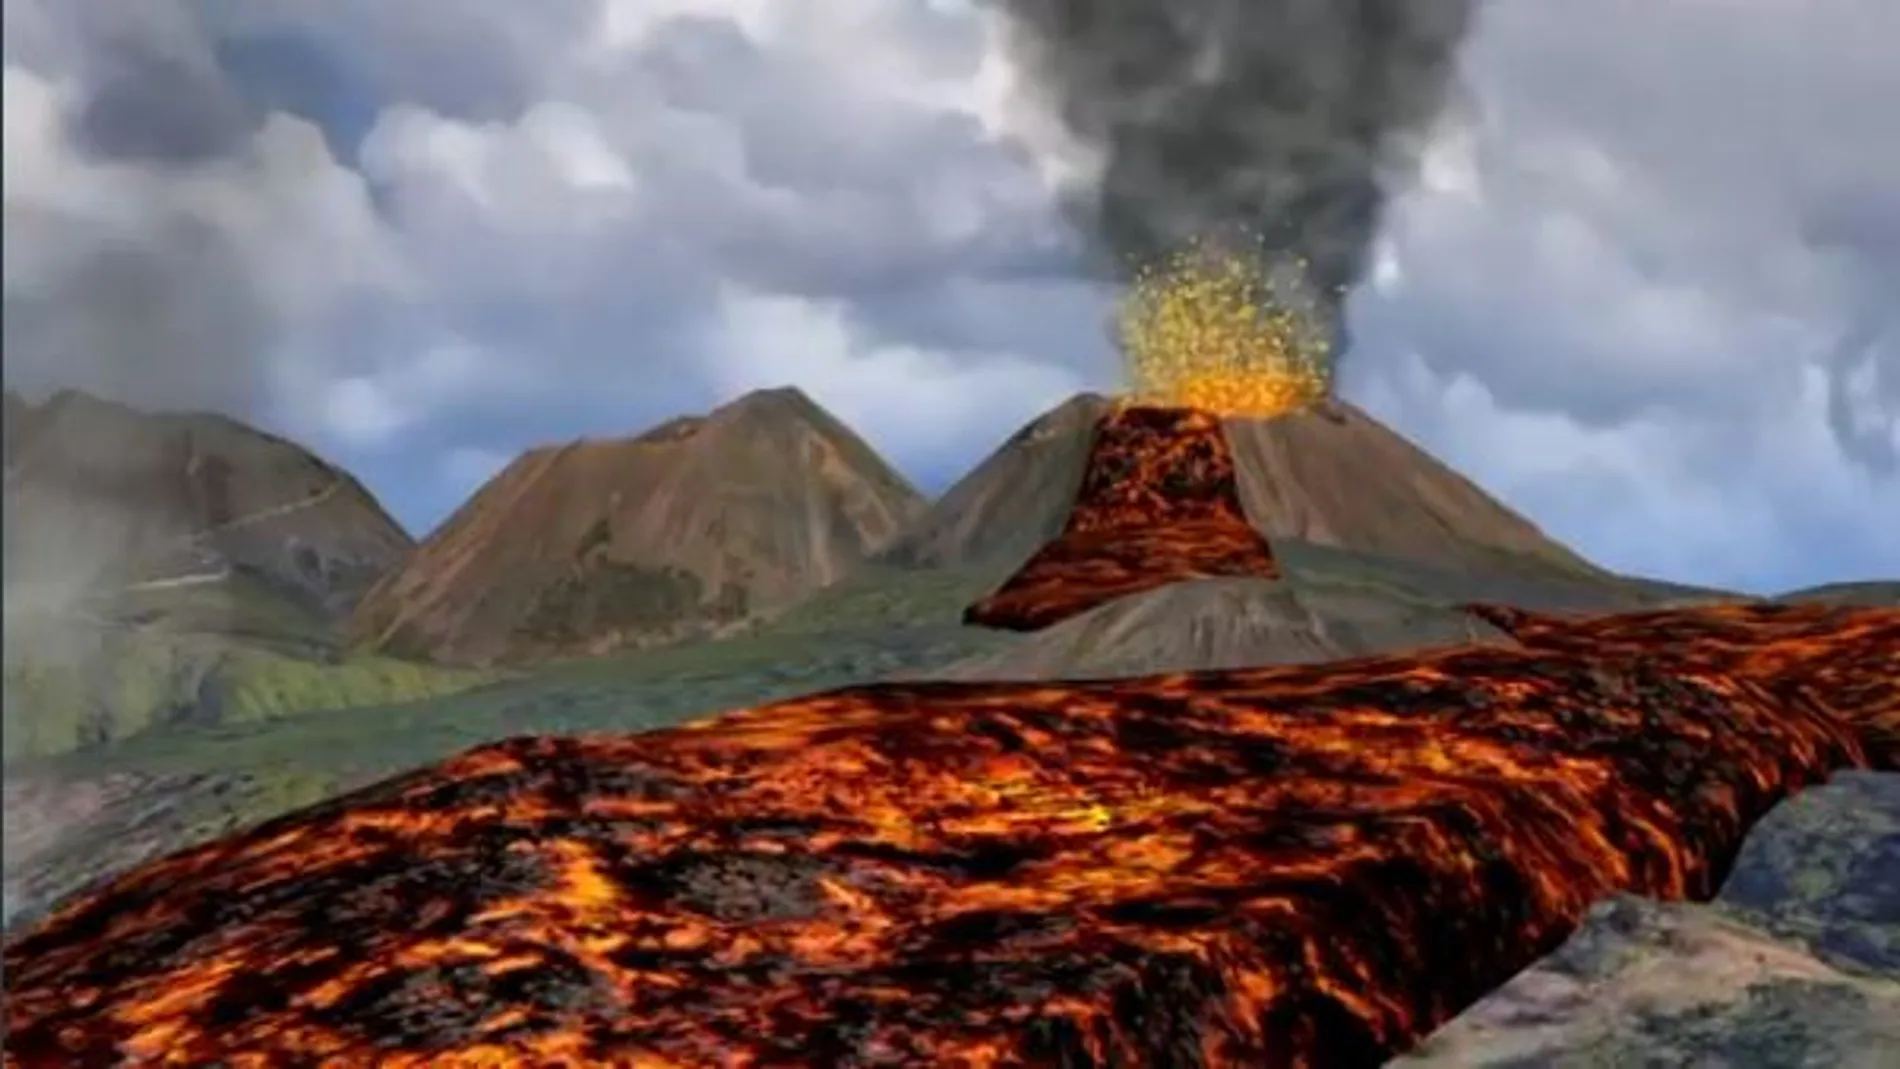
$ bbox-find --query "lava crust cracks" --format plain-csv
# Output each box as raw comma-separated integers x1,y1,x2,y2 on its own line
7,608,1895,1068
964,405,1278,631
1473,602,1900,767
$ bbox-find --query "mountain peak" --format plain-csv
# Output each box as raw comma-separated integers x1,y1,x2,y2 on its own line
3,390,412,620
349,393,926,665
886,393,1594,589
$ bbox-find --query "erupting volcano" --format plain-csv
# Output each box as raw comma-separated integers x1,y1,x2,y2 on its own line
1117,237,1334,419
956,238,1355,632
962,404,1279,631
6,603,1896,1066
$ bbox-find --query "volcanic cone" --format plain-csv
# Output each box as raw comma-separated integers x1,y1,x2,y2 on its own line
963,404,1278,630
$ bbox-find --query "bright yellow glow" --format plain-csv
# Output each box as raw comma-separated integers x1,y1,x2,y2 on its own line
1116,236,1332,417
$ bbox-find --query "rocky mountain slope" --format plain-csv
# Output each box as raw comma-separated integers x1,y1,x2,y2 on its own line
2,390,477,765
878,392,1112,570
880,393,1596,582
1221,397,1598,575
943,576,1510,681
4,388,412,620
349,387,927,665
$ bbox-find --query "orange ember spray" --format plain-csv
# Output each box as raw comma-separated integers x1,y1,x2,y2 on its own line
1117,235,1333,418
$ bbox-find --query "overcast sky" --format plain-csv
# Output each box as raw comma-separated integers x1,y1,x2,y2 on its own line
4,0,1895,594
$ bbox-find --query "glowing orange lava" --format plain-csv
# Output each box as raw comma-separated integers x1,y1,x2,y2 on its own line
6,603,1894,1068
965,404,1277,630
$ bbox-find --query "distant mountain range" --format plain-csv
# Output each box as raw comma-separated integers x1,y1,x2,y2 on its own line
4,381,1883,764
2,389,472,764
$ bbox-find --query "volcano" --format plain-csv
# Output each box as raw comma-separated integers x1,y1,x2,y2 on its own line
6,602,1895,1066
963,404,1280,630
1221,398,1595,575
957,396,1605,632
894,393,1595,618
348,388,926,665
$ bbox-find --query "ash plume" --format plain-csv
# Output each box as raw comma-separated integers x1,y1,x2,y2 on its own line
993,0,1478,352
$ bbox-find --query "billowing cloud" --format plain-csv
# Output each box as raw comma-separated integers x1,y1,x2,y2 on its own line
3,0,1894,591
1346,0,1899,588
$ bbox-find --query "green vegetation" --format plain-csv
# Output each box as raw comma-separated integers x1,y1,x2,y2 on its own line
747,562,1010,635
2,628,493,764
522,562,748,642
5,541,1743,931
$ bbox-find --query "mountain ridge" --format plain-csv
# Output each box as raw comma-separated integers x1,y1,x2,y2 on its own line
3,387,413,620
348,386,929,665
879,392,1598,584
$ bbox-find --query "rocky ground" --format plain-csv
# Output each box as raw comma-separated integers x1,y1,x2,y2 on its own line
1393,771,1900,1067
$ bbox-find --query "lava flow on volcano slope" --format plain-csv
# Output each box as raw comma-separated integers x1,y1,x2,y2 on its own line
7,606,1896,1068
963,404,1279,631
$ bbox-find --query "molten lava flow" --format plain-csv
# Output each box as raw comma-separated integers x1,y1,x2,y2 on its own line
1117,237,1331,419
963,405,1278,630
1473,602,1900,767
6,604,1894,1068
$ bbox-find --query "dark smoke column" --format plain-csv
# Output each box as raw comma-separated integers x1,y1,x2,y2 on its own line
994,0,1477,356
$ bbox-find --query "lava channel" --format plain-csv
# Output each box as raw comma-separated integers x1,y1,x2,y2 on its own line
6,604,1895,1067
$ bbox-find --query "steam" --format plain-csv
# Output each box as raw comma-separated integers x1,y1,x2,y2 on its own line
3,1,285,930
991,0,1478,353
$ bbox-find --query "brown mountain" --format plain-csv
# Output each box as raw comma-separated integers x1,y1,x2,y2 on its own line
1220,398,1597,575
878,392,1112,570
348,387,927,665
3,389,412,620
886,392,1595,578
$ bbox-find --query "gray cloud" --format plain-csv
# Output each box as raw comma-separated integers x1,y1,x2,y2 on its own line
1341,1,1899,588
4,0,272,419
5,0,1894,592
2,209,269,418
72,42,253,163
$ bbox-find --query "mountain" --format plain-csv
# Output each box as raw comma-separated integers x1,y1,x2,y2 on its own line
348,387,927,665
962,405,1280,630
878,392,1113,570
1220,398,1597,575
1,390,483,767
883,393,1595,579
3,388,412,622
1776,580,1900,608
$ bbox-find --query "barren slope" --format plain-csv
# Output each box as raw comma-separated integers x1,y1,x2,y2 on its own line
878,393,1112,570
3,389,412,618
944,577,1508,681
1221,398,1597,575
349,388,926,665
